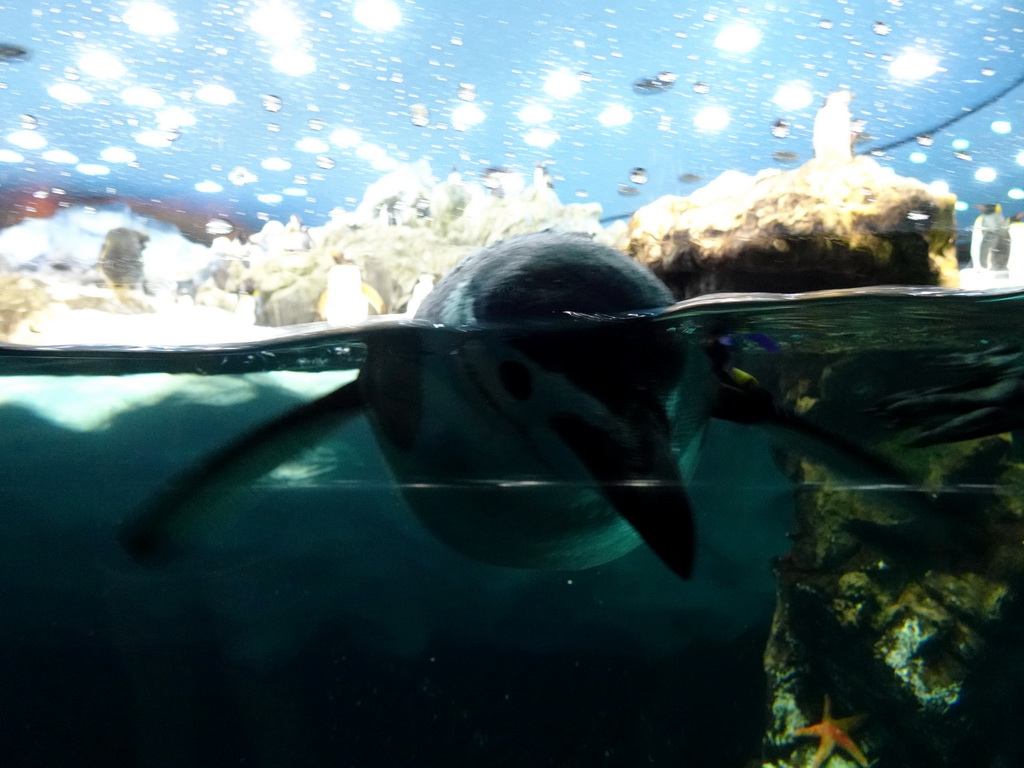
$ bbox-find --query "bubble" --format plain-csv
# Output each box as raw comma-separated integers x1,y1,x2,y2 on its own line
770,119,790,138
692,81,710,94
308,118,326,131
0,43,30,61
772,150,800,163
19,114,38,130
872,21,890,35
679,173,702,183
629,167,648,184
205,217,234,236
657,71,678,84
410,103,430,127
981,68,995,77
577,71,593,83
954,151,972,162
266,122,281,133
819,19,833,29
633,76,671,94
915,134,934,147
315,155,336,170
617,184,640,196
457,83,476,102
228,166,258,185
261,94,283,112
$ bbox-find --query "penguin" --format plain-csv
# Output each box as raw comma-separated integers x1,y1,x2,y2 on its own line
317,252,387,325
812,89,854,164
234,280,258,325
1008,212,1024,280
970,203,1009,271
120,232,913,580
98,227,149,290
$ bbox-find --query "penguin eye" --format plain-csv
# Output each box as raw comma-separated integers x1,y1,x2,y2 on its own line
498,360,533,401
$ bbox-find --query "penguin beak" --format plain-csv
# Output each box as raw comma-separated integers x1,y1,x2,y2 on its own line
547,402,696,580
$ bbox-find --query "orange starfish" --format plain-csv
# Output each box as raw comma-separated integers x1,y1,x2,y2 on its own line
792,695,869,768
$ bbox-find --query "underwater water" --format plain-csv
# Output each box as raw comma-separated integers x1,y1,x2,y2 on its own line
2,286,1024,767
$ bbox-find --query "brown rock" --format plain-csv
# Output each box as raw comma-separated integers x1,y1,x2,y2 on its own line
625,157,959,298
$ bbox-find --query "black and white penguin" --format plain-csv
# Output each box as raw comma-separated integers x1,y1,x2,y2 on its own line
812,89,854,164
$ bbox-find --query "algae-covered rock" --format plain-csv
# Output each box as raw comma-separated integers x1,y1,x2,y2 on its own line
626,156,959,298
0,274,53,338
312,166,610,312
759,379,1024,768
259,274,325,327
317,222,476,312
0,272,169,343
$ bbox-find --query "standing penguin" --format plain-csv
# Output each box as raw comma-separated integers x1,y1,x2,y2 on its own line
1008,212,1024,281
812,90,854,164
318,252,387,325
971,203,1009,271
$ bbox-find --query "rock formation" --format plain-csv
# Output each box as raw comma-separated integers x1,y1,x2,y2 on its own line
625,156,960,298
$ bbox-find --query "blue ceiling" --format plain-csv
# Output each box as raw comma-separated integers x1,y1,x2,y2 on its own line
0,0,1022,234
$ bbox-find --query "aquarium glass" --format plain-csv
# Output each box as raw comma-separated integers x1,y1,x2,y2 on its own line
1,1,1024,766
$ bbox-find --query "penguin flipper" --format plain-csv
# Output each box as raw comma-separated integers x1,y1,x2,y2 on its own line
760,407,911,487
361,282,387,315
708,358,917,493
121,380,365,564
873,376,1024,445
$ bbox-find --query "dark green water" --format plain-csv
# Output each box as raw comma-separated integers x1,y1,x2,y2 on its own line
1,287,1021,767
